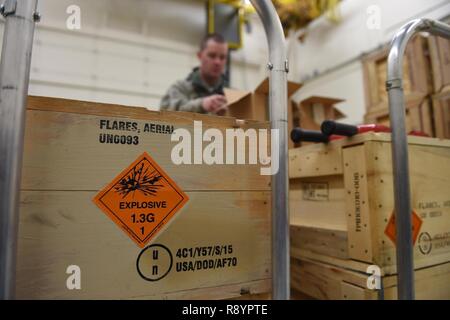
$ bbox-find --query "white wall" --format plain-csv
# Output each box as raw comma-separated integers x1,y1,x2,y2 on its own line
0,0,266,110
1,0,447,121
231,13,269,92
289,0,450,124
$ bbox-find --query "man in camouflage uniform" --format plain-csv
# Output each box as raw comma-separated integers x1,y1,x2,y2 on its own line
160,33,228,115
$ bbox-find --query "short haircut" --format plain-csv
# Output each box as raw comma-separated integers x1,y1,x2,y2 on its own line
200,33,226,51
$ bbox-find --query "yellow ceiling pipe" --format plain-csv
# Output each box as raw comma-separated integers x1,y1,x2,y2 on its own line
273,0,342,33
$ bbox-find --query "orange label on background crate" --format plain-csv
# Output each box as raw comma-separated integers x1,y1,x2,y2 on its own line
93,152,189,248
384,210,423,245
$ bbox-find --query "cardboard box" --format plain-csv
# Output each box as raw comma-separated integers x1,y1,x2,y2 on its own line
225,78,302,122
295,96,345,132
225,78,302,150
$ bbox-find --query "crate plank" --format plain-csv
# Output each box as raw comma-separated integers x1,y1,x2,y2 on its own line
429,36,450,93
432,89,450,139
290,225,348,259
290,176,347,231
344,144,376,263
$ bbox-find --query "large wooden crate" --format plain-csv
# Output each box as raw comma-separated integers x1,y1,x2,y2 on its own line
289,133,450,275
17,96,272,299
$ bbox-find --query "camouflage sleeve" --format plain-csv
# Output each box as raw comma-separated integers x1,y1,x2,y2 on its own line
159,81,204,113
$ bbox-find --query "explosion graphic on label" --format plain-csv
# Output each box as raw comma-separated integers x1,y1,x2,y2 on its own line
114,162,163,199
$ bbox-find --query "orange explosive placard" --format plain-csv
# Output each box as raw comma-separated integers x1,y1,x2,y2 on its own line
384,210,423,245
93,152,189,248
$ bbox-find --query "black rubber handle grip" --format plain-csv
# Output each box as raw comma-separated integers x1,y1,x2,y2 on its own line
321,120,358,137
291,128,329,143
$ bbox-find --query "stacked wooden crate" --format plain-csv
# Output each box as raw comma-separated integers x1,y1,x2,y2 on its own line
17,96,272,299
289,133,450,299
429,36,450,139
363,33,450,138
363,36,434,136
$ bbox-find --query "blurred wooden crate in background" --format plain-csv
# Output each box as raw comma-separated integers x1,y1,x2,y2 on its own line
362,36,431,113
362,35,450,138
429,36,450,94
432,88,450,140
289,133,450,299
289,96,346,149
364,94,434,137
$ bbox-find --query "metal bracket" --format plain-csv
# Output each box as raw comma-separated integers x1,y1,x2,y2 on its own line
33,11,40,22
0,0,16,17
386,79,403,90
0,0,40,22
267,61,290,73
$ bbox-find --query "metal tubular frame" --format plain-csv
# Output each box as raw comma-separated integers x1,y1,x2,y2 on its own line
250,0,289,300
386,18,450,300
0,0,39,300
0,0,289,300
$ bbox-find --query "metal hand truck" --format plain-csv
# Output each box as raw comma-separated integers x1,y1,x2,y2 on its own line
1,0,448,301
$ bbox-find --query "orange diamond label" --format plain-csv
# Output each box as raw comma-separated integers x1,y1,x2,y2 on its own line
384,210,423,245
93,152,189,248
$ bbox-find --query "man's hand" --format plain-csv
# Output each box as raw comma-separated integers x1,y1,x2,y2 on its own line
202,94,227,114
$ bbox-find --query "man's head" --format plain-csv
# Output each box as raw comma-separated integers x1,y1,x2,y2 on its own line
197,33,228,85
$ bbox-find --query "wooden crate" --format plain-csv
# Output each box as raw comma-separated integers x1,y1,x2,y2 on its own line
17,96,272,299
362,36,431,112
432,89,450,139
364,94,434,137
291,256,450,300
289,133,450,275
428,36,450,94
